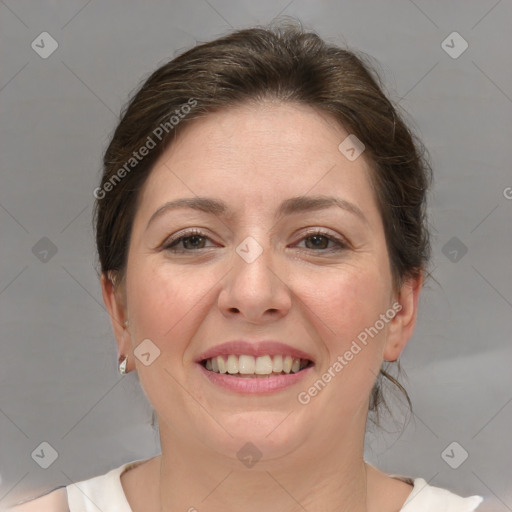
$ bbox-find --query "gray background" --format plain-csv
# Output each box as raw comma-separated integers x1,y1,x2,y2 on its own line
1,1,511,510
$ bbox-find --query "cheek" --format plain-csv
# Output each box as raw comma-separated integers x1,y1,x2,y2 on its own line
124,261,216,403
125,259,220,346
294,263,391,403
304,268,390,343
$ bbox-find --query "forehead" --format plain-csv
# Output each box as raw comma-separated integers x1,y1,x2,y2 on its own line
135,101,379,223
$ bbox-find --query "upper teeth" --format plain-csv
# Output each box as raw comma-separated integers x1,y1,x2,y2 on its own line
204,355,308,375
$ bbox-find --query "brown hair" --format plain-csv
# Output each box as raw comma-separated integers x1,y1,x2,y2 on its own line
95,20,431,421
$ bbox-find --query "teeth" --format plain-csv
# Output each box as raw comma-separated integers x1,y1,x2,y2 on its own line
203,354,309,375
226,354,239,374
272,355,283,372
239,355,255,374
217,356,227,374
255,355,273,374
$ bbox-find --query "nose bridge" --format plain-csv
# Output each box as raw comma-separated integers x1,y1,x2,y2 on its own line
233,233,277,293
218,233,291,320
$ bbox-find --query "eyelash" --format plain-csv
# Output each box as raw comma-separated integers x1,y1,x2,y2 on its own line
162,228,348,253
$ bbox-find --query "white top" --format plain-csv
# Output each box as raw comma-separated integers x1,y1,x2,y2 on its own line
25,458,486,511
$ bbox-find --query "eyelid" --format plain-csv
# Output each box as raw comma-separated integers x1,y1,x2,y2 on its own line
162,227,350,253
162,228,218,250
291,227,349,250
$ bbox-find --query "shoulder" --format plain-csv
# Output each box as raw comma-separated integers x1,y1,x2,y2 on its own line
365,462,483,512
9,457,156,512
9,487,69,512
401,478,484,511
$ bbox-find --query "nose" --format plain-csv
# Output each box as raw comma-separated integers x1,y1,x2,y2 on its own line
218,239,292,324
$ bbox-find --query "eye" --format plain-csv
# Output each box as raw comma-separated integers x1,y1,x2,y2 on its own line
163,229,216,252
162,228,348,253
294,229,348,252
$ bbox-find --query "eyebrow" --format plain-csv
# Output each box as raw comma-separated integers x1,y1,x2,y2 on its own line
146,195,368,229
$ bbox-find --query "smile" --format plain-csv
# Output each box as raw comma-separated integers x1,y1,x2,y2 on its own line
202,354,311,376
198,355,314,394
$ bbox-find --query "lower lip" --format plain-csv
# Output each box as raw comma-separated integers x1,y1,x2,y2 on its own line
198,363,313,394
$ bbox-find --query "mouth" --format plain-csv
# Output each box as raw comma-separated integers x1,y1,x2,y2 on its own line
195,340,315,393
200,354,314,378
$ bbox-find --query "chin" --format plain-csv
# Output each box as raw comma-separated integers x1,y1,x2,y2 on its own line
208,410,309,463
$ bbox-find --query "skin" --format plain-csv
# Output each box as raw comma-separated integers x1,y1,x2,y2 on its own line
98,101,422,512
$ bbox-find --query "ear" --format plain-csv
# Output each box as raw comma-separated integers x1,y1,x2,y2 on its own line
100,272,132,368
383,272,423,362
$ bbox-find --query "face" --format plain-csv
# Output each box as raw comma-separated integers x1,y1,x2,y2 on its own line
104,101,420,464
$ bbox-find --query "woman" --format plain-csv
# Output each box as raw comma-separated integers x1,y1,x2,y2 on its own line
13,21,483,511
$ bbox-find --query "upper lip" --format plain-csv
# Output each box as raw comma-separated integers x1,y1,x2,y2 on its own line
195,340,315,364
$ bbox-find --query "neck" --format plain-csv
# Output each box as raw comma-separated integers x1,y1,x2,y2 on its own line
155,416,372,512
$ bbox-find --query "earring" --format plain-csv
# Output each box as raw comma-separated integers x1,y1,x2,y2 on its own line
118,355,128,375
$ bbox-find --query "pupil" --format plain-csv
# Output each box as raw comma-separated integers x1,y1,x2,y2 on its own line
306,235,328,249
184,235,204,249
